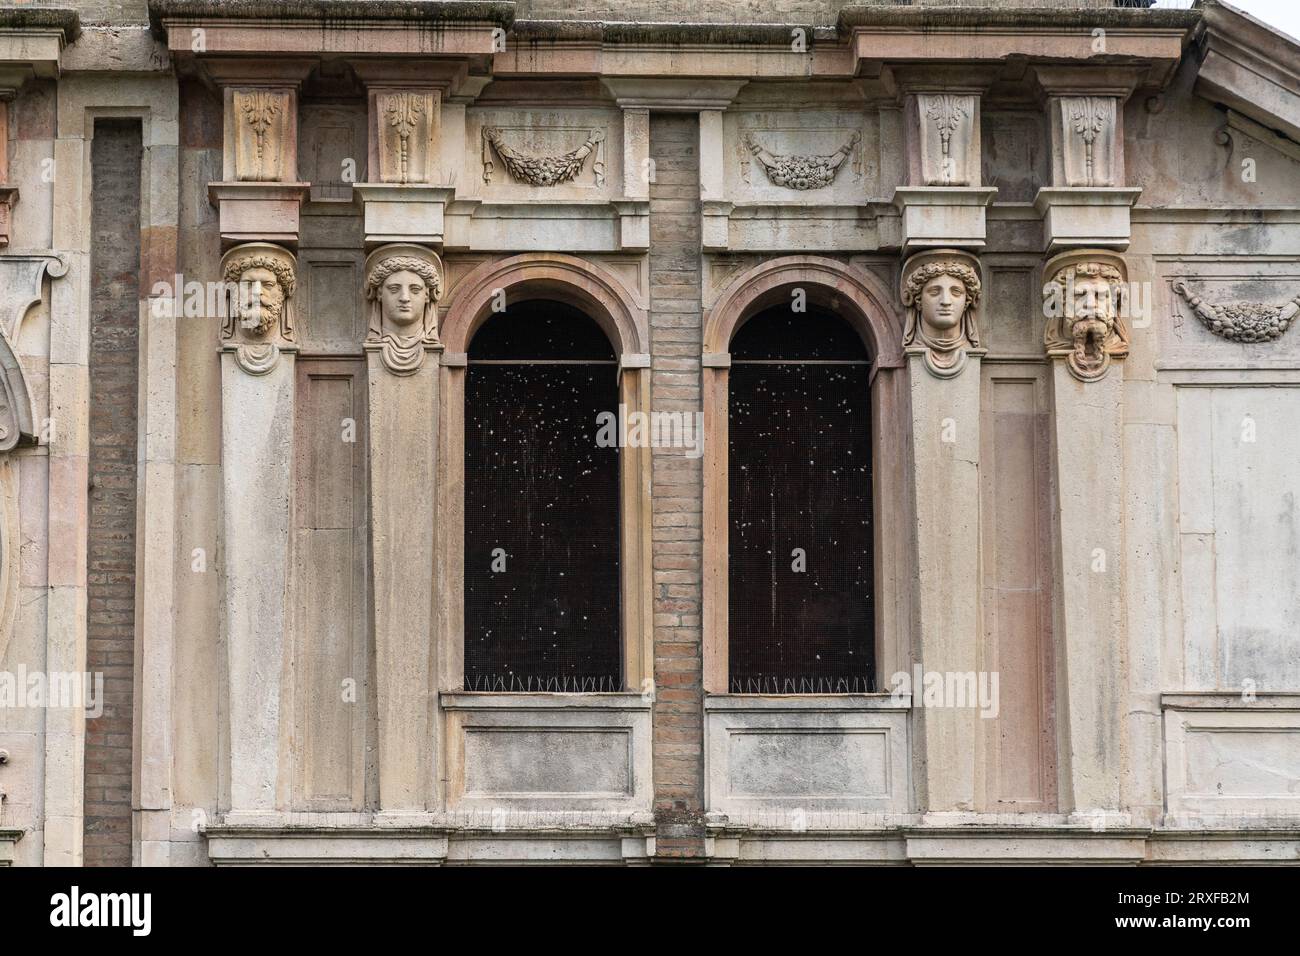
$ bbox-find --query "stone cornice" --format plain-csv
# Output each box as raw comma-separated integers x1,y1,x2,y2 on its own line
1195,0,1300,145
0,6,80,41
149,0,514,36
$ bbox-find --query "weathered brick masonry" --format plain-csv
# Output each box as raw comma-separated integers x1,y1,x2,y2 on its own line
84,120,143,867
648,114,706,859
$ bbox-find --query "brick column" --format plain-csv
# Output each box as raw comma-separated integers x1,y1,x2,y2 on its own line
649,114,705,859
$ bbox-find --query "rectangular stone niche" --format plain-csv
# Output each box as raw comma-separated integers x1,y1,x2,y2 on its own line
441,693,653,814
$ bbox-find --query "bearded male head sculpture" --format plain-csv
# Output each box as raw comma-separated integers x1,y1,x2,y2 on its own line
1043,251,1129,382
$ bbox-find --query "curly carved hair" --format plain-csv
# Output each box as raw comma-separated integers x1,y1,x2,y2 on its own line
902,260,982,309
223,254,296,297
364,255,442,302
1050,260,1124,291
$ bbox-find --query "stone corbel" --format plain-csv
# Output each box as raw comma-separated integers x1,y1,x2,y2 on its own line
900,249,985,379
891,70,996,252
349,62,464,248
362,243,444,375
207,61,313,246
218,242,298,374
1042,249,1130,383
1034,67,1142,252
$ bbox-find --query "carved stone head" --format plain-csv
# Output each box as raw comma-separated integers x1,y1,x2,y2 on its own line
221,243,297,341
1043,250,1129,382
363,244,444,374
901,250,982,377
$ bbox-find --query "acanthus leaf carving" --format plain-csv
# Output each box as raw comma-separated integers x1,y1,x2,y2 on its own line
1043,251,1129,383
900,249,983,379
482,127,605,187
1172,280,1300,344
744,131,861,190
363,243,444,375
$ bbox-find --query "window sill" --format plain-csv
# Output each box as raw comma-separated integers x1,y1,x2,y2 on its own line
705,693,910,712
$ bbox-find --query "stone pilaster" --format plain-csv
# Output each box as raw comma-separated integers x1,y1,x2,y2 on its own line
361,243,443,817
1042,248,1130,817
218,242,298,819
902,249,985,813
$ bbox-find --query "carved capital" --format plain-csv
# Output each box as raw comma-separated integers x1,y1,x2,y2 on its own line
743,131,861,191
900,249,983,379
363,243,444,375
1172,280,1300,344
1043,249,1129,382
373,89,440,184
226,87,296,182
219,242,298,374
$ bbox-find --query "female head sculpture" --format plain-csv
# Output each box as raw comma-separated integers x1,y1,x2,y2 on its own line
900,250,982,378
363,243,444,374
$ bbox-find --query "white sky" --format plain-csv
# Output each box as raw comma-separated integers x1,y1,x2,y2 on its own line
1153,0,1300,43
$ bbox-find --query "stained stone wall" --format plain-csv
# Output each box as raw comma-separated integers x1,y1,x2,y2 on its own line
0,0,1297,868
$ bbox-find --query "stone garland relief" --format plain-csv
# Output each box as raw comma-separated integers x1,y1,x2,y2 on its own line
1042,251,1130,383
1060,95,1116,188
1172,280,1300,344
900,249,983,378
232,88,293,182
363,243,444,375
743,131,861,190
481,126,605,187
220,242,298,374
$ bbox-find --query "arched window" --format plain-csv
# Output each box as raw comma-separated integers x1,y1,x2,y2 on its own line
727,305,874,693
464,300,622,692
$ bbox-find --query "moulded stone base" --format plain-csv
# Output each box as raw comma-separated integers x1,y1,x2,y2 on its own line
1034,186,1141,252
892,186,996,251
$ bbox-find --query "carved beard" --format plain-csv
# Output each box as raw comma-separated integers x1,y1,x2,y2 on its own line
239,297,282,337
1071,316,1112,371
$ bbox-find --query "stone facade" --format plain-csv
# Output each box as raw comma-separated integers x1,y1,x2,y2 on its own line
0,0,1297,866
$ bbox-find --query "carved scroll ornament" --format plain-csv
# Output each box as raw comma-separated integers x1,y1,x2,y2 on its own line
1060,96,1116,188
363,244,444,375
482,127,605,187
220,242,298,375
1172,280,1300,344
900,250,982,379
1043,251,1129,383
744,132,861,190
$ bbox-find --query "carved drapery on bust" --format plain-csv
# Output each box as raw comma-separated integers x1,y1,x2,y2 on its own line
1043,250,1130,382
363,243,444,374
482,127,605,187
1172,280,1300,344
220,242,297,374
901,249,983,378
231,89,293,182
743,132,861,190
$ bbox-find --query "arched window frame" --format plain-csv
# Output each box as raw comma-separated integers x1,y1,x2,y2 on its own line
438,253,654,693
701,256,908,694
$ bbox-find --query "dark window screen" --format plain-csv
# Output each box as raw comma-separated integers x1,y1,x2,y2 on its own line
728,305,875,693
464,300,621,691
